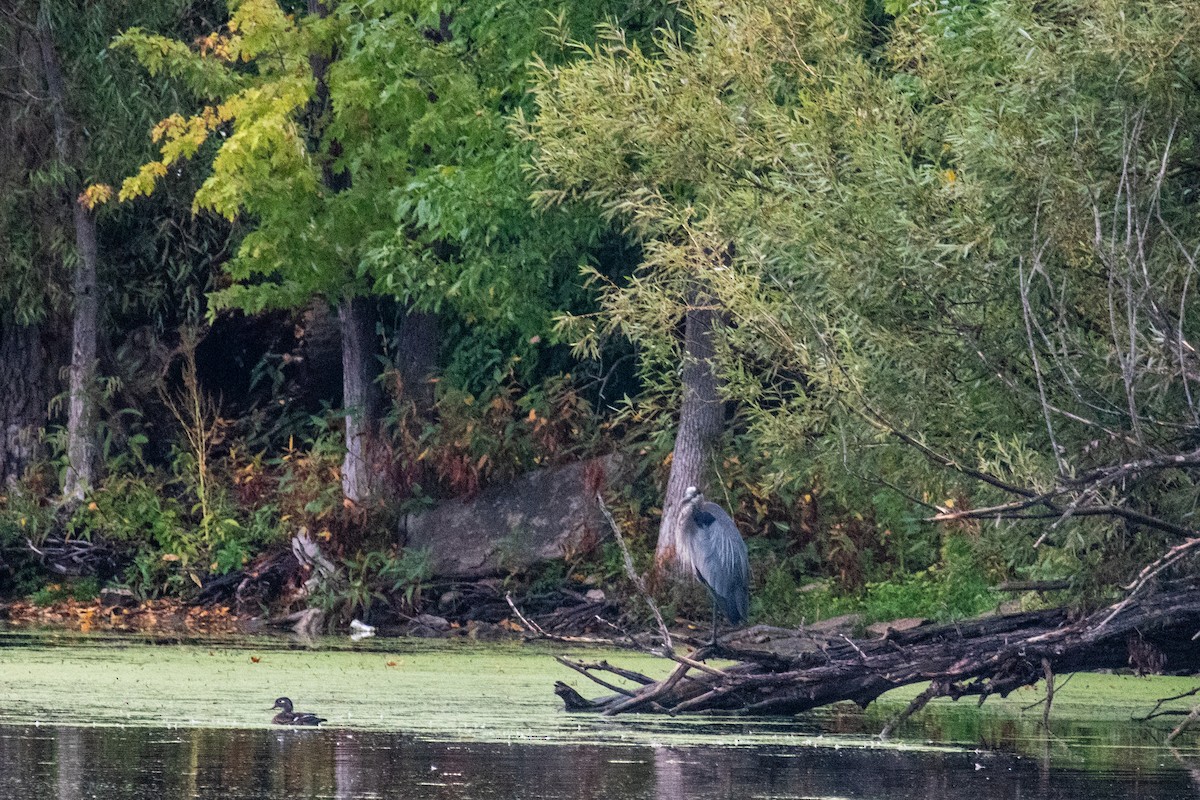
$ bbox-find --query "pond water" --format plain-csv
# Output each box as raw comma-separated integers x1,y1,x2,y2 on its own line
0,631,1196,799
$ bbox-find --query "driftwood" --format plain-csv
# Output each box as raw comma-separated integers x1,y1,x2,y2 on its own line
26,535,124,578
555,581,1200,728
193,548,302,611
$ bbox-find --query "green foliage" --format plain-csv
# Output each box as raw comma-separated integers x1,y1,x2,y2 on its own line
0,0,211,325
108,0,634,343
530,0,1200,600
3,435,290,599
265,425,347,527
860,536,994,623
752,574,853,629
62,472,193,598
751,536,993,627
522,558,569,596
10,0,1200,626
30,578,100,607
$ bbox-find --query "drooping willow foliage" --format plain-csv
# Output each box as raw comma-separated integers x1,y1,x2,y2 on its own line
528,0,1200,589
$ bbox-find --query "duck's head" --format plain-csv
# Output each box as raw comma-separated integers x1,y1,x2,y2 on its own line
271,697,294,712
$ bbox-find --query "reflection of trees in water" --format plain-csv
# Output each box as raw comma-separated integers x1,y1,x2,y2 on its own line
334,732,362,800
0,725,1189,799
654,747,739,800
1169,748,1200,795
654,746,685,800
270,729,337,794
55,727,82,800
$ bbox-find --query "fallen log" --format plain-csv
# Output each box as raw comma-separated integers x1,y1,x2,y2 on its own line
555,581,1200,723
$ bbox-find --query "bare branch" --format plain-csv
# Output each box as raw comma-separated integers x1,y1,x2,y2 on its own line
1096,537,1200,629
1135,685,1200,722
880,682,943,740
1018,226,1067,475
1168,705,1200,743
596,490,674,652
1041,658,1054,728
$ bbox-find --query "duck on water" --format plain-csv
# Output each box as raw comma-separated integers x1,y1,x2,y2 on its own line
270,697,327,726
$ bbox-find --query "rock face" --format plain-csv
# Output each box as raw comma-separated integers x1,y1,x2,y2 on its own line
400,455,619,579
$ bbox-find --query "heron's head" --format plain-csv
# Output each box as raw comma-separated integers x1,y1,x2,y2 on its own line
679,487,707,530
271,697,293,712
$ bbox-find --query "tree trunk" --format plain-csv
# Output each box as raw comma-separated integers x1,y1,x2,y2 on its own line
656,289,725,573
305,0,382,505
339,296,381,504
0,321,50,486
393,306,439,413
61,201,100,501
37,8,99,501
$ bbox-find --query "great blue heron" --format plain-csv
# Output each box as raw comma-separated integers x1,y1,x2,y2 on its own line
270,697,327,726
677,486,750,644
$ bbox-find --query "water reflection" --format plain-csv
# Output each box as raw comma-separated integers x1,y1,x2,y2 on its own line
0,724,1193,800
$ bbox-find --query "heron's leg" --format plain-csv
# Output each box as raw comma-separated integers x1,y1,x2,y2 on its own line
710,601,719,646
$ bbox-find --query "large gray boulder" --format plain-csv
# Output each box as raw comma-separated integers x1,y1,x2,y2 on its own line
399,455,621,578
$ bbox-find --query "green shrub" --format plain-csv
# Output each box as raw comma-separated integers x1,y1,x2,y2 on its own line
310,546,432,625
30,577,100,606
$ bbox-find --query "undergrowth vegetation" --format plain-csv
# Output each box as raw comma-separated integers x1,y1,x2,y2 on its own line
0,352,1015,628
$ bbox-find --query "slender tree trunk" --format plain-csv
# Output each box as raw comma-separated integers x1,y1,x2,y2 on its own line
656,287,725,573
0,321,50,486
37,8,99,501
338,296,381,504
61,197,100,501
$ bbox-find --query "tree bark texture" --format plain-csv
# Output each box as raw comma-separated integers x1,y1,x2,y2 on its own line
392,305,438,413
0,321,50,486
37,9,99,501
554,582,1200,718
339,296,381,503
656,289,725,573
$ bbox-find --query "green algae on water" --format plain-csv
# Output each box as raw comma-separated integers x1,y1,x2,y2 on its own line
0,631,1194,767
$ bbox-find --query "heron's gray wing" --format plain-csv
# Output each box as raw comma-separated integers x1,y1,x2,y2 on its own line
692,502,750,624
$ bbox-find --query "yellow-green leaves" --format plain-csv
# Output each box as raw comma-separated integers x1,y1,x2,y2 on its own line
112,3,318,222
112,29,244,98
109,0,632,331
117,160,168,202
78,184,114,211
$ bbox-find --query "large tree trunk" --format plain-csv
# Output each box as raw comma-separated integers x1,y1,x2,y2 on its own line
0,322,50,486
37,8,99,501
656,289,725,573
338,296,381,504
393,306,438,413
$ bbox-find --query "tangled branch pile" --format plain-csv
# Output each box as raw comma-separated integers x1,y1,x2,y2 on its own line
555,581,1200,731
